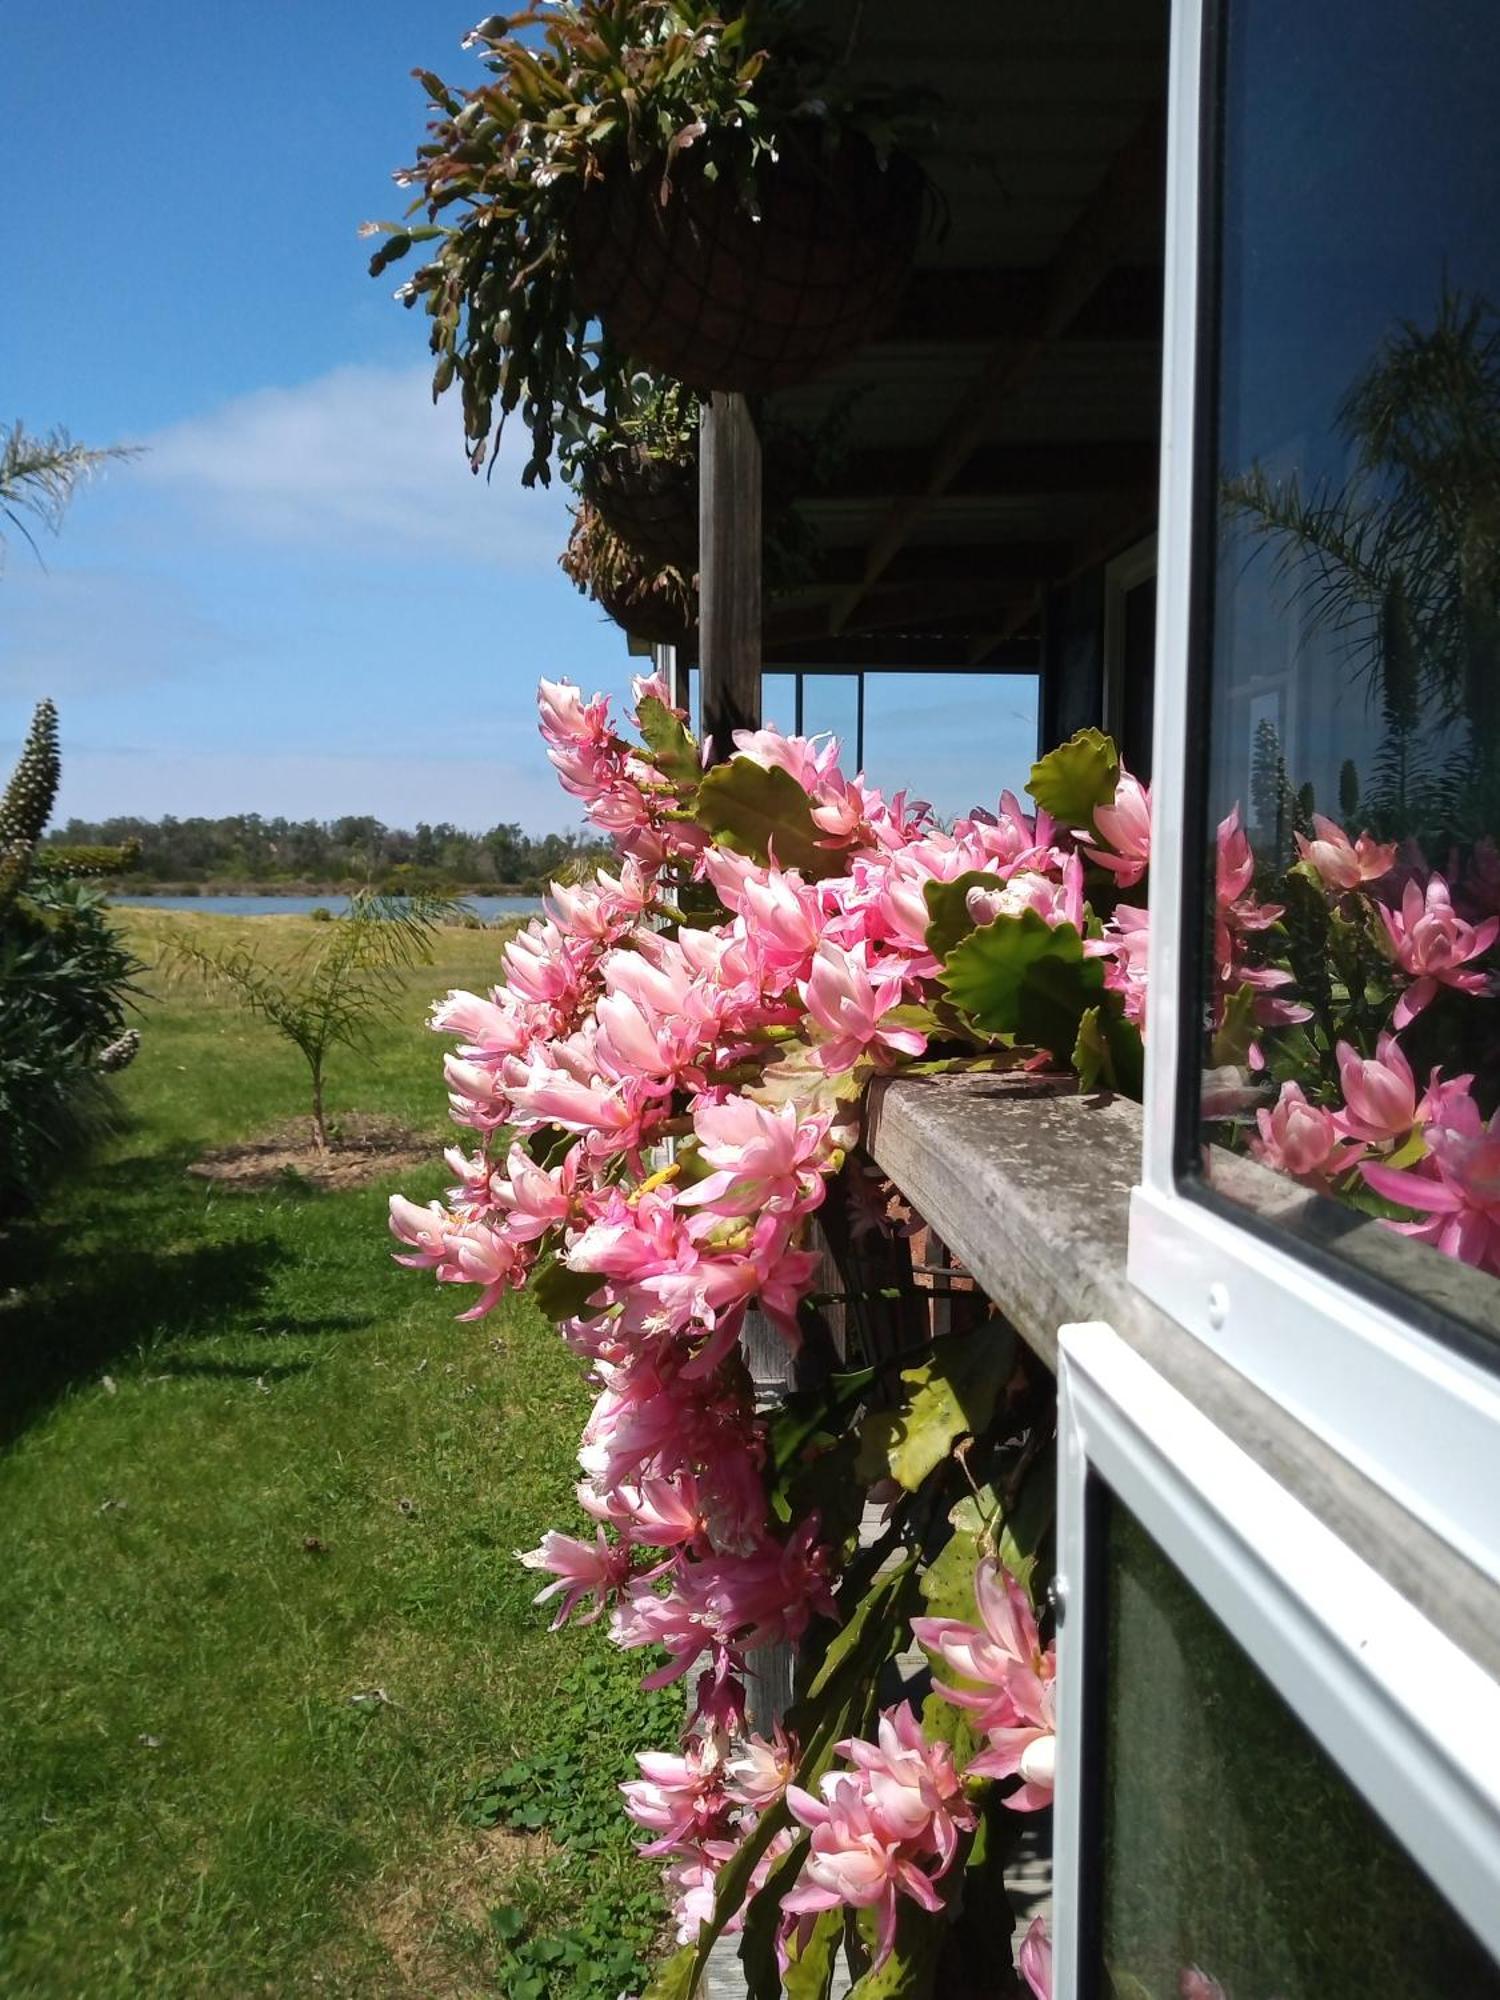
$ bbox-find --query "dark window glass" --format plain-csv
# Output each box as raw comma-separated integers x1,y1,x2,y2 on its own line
1190,1,1500,1343
1094,1493,1500,1999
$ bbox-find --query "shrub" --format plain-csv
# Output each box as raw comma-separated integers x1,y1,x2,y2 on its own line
0,875,142,1214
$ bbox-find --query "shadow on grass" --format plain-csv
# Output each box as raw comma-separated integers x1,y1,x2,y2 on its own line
0,1156,374,1446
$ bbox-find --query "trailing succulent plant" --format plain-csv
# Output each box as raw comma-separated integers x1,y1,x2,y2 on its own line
560,498,698,647
369,2,931,486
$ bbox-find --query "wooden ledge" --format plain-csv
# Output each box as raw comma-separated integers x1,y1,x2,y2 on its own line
864,1072,1500,1681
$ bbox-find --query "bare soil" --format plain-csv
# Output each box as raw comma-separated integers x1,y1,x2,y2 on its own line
186,1113,431,1192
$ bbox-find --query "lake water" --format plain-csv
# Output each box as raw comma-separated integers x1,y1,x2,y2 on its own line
113,893,545,921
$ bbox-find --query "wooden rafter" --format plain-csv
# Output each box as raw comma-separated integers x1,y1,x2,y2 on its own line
825,107,1165,637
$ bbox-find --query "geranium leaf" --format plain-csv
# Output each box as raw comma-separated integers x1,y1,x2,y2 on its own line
1025,726,1119,831
636,694,702,789
939,912,1098,1057
939,913,1145,1097
529,1255,604,1324
856,1321,1017,1491
693,757,842,878
923,870,1005,964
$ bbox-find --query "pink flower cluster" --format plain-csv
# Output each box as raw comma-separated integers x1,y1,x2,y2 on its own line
912,1557,1058,1810
391,676,1150,1955
783,1702,976,1965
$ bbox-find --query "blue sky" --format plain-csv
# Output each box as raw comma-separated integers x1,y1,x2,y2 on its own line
1,2,1037,833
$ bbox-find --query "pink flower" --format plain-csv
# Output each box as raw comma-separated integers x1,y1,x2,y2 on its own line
1251,1081,1364,1184
620,1733,729,1855
1082,769,1152,887
801,941,927,1072
1295,814,1397,891
1179,1972,1228,2000
725,1726,795,1810
911,1558,1047,1735
676,1098,832,1220
1019,1917,1053,2000
783,1775,945,1966
387,1194,452,1271
516,1527,632,1629
964,1665,1056,1810
490,1140,578,1241
1378,873,1498,1027
837,1701,975,1870
1362,1087,1500,1274
430,986,530,1059
1331,1035,1417,1146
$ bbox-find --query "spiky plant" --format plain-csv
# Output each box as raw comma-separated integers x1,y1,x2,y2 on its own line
0,698,61,914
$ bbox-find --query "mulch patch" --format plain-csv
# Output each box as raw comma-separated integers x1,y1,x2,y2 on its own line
187,1113,431,1192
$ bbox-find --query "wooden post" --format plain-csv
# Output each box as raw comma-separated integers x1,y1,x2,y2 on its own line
698,392,762,763
699,392,787,1735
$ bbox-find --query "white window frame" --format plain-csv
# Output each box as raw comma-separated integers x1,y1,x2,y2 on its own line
1127,0,1500,1591
1050,1322,1500,1999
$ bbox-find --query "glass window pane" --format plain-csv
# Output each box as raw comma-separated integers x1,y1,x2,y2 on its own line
1189,1,1500,1343
861,672,1039,822
1096,1492,1500,1999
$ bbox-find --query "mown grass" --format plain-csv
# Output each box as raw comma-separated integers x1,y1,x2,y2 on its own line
0,913,668,1999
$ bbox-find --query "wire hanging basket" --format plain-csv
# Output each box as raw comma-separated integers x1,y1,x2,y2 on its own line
569,131,925,394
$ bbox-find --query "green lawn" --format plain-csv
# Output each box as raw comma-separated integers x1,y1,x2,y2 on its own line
0,913,670,2000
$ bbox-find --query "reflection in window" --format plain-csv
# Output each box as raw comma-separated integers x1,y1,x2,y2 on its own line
1192,1,1500,1336
1096,1496,1500,1999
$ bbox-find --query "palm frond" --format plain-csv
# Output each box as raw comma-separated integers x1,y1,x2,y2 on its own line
1,422,141,563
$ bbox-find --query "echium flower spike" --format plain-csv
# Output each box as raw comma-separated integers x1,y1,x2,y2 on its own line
0,697,60,913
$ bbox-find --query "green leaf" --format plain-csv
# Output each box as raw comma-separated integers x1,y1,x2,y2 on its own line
941,913,1142,1096
997,1438,1057,1595
740,1830,815,1997
782,1908,843,1999
846,1898,945,1997
642,1944,698,2000
688,1561,920,1987
637,695,702,789
1025,726,1119,831
693,757,842,879
1072,1005,1111,1092
856,1322,1017,1491
529,1255,604,1324
941,912,1095,1049
1210,982,1259,1069
923,871,1005,964
918,1509,988,1624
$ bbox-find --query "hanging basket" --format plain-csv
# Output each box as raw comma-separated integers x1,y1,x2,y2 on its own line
560,503,698,649
568,131,925,394
582,442,700,572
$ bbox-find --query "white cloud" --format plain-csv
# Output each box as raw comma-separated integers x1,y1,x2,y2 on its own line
135,363,571,568
0,568,243,696
52,746,581,834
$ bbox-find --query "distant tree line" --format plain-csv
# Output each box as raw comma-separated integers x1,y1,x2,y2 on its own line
40,814,612,892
